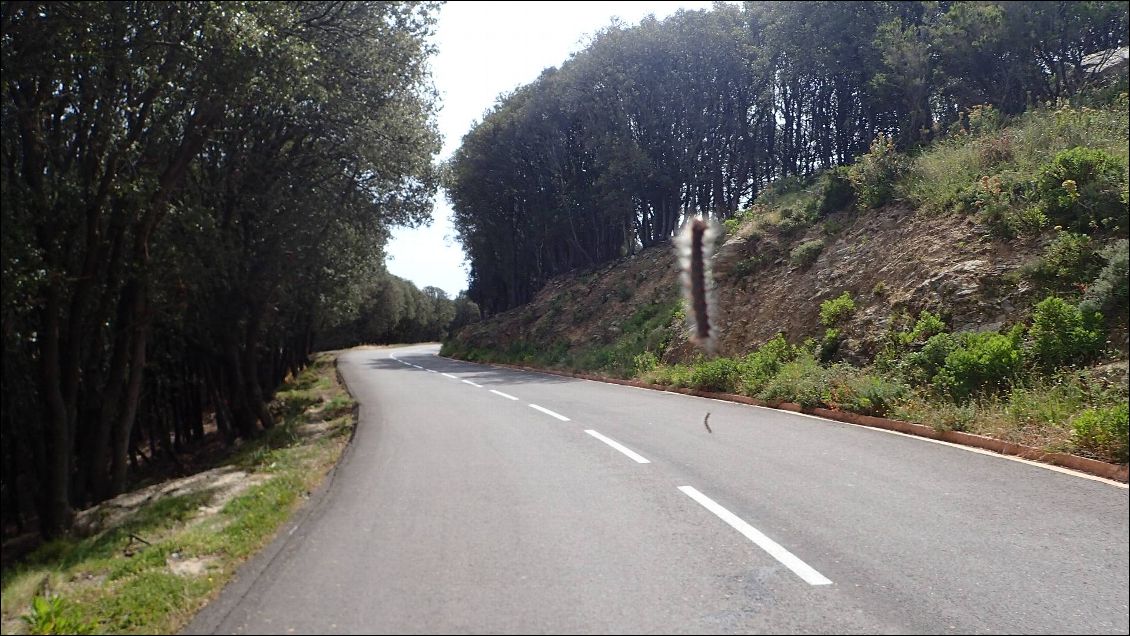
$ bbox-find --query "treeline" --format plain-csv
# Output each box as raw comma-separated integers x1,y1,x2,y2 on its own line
447,1,1128,314
317,273,481,348
1,1,441,537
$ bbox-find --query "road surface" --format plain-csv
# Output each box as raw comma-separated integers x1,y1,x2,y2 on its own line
186,344,1129,634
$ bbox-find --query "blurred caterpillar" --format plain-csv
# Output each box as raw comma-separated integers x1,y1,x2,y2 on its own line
676,217,719,354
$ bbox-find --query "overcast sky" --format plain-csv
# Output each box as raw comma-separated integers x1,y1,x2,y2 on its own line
383,1,720,297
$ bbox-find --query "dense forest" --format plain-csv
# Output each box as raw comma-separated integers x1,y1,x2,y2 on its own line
447,1,1128,314
0,2,453,537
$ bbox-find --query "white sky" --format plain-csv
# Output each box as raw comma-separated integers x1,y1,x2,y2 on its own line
384,1,720,297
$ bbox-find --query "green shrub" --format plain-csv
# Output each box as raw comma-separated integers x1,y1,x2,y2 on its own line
896,331,959,386
632,351,658,374
816,328,843,363
722,217,742,236
1071,403,1129,463
849,134,908,209
642,363,694,388
22,596,95,635
966,104,1005,136
1080,239,1129,317
933,331,1023,399
1027,296,1104,370
1024,231,1102,295
819,292,856,327
690,357,743,393
972,173,1047,238
777,205,817,236
825,367,909,417
1035,146,1126,232
818,166,855,215
758,354,829,407
789,239,825,267
909,310,946,342
738,334,796,394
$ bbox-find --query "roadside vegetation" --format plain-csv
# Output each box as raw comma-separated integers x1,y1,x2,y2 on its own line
0,354,355,635
445,94,1130,466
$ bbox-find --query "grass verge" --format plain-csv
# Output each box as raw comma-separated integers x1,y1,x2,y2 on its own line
0,352,356,635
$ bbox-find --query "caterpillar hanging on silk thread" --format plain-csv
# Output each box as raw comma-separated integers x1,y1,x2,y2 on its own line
675,217,719,355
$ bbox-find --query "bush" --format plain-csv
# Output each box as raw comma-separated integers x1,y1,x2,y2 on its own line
1035,146,1126,232
966,104,1005,136
849,134,908,209
816,328,843,363
825,367,908,417
1080,239,1129,317
757,353,829,407
972,173,1047,238
738,334,795,394
690,357,743,393
933,331,1023,399
819,291,856,327
789,239,825,267
22,596,95,635
1072,403,1129,463
818,166,854,216
777,205,817,236
896,332,959,386
1024,231,1102,295
1027,296,1104,370
641,363,694,388
632,351,658,374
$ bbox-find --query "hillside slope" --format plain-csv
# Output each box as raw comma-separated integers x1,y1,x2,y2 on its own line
445,100,1129,465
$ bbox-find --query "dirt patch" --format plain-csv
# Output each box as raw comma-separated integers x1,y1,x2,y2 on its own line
72,467,270,535
166,553,217,577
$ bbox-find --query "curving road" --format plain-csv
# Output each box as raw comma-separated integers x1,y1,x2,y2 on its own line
186,344,1129,635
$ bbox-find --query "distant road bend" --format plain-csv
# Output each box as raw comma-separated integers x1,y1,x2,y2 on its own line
187,344,1129,635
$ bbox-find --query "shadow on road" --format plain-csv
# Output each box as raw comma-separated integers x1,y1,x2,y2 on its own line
360,355,573,387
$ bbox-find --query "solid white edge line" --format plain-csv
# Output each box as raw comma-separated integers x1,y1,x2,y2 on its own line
462,379,482,387
489,389,519,401
584,430,650,463
441,373,458,379
529,403,570,421
678,486,832,586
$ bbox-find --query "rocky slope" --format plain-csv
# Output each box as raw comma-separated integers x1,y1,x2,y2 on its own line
451,202,1054,366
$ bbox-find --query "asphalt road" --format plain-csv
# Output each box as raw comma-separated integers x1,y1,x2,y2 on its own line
186,344,1129,635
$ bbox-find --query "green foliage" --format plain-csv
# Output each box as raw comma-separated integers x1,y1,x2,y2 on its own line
1072,403,1129,463
817,166,855,216
906,101,1129,224
1027,296,1104,370
689,358,743,393
965,104,1006,136
933,331,1024,399
819,292,856,327
1080,239,1129,317
817,328,843,363
776,205,818,237
825,367,909,417
789,239,825,267
1035,147,1127,233
633,351,659,374
22,596,95,635
738,334,796,394
2,1,443,536
722,217,743,236
757,354,829,407
849,134,908,209
1023,231,1102,295
971,173,1048,238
